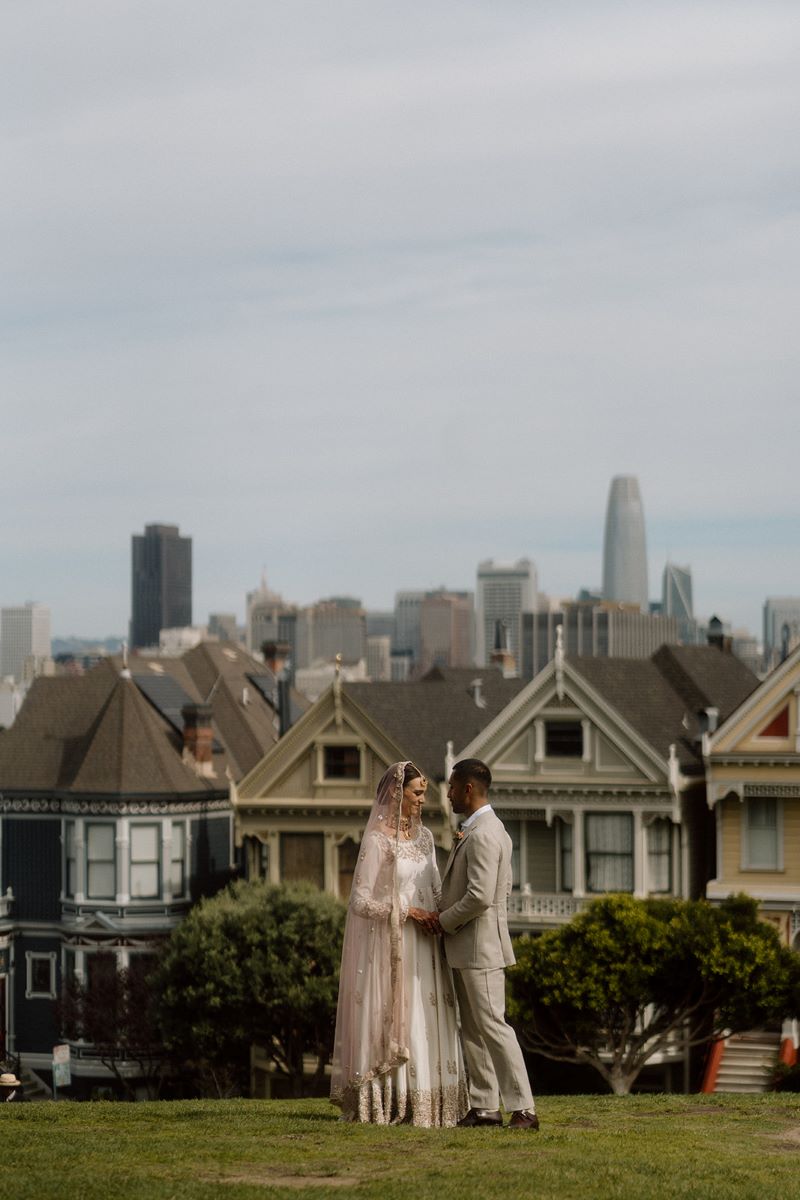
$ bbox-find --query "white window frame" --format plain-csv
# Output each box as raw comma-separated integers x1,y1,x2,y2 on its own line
64,819,77,898
170,820,188,900
26,951,57,999
86,822,116,900
742,796,783,871
314,740,365,785
129,822,161,900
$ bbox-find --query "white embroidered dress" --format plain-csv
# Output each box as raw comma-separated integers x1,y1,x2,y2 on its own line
331,820,468,1126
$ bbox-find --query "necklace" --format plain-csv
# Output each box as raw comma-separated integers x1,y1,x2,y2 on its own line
398,817,411,834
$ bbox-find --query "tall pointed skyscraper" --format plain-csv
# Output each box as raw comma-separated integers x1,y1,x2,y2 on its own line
602,476,648,611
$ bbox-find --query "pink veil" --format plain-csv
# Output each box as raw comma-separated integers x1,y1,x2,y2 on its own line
330,761,422,1114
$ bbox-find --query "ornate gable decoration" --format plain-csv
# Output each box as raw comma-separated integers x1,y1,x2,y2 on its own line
236,682,405,804
457,659,666,785
708,643,800,758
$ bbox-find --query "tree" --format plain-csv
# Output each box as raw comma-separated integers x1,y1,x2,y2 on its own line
58,952,165,1099
507,893,800,1095
153,880,346,1097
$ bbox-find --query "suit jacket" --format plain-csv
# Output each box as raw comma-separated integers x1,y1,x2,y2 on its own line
438,808,515,970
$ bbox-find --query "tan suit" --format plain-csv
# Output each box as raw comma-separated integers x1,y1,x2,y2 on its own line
439,808,534,1112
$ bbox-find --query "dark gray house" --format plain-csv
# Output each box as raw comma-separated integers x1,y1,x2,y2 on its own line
0,642,298,1096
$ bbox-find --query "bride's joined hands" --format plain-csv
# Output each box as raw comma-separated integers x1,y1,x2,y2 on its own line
408,907,442,934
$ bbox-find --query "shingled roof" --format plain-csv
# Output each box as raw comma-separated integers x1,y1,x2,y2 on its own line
569,644,758,768
345,666,526,782
0,668,224,796
0,640,307,796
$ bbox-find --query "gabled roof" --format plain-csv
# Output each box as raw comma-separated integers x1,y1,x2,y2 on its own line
344,667,526,781
569,645,758,767
707,640,800,754
457,644,759,775
117,641,308,780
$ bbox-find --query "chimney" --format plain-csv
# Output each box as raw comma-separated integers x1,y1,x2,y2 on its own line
707,616,732,653
181,702,214,773
489,618,517,678
262,640,291,676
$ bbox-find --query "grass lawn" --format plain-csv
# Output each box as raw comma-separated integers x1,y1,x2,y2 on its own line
2,1094,799,1200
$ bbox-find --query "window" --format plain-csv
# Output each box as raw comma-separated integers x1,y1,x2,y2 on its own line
86,952,118,1007
744,798,780,869
280,833,324,888
322,745,361,779
171,821,187,899
505,820,521,887
585,813,633,893
64,820,77,897
647,820,672,894
130,824,160,899
26,952,56,999
337,838,359,900
558,819,573,892
545,721,583,758
86,823,116,899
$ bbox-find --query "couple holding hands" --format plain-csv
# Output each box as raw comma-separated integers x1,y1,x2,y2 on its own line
330,758,538,1130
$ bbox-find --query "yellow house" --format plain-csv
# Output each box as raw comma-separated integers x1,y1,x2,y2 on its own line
704,643,800,947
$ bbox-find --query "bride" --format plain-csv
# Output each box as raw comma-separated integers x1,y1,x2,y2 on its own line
330,761,468,1126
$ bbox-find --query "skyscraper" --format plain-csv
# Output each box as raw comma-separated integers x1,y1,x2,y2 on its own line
602,476,648,611
475,559,537,667
130,524,192,650
662,563,696,643
0,602,51,681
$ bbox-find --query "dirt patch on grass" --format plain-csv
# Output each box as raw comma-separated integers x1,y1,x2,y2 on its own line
199,1167,361,1189
634,1106,724,1118
768,1125,800,1151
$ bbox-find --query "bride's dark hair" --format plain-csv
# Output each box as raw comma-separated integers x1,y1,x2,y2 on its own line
403,762,423,786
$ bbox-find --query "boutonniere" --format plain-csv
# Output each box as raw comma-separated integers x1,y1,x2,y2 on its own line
454,830,465,841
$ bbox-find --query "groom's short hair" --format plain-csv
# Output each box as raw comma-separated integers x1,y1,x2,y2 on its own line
451,758,492,794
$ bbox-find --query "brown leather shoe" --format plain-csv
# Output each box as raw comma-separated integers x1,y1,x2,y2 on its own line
509,1110,540,1130
457,1108,503,1127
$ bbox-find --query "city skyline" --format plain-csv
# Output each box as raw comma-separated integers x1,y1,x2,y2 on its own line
2,4,798,638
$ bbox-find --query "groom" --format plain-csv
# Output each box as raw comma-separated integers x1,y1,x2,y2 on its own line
435,758,538,1130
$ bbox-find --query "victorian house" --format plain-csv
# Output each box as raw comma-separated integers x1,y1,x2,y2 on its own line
234,645,756,926
700,643,800,1092
454,641,757,931
0,641,290,1096
234,666,525,895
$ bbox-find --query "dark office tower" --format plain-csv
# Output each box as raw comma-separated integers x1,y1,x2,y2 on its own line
602,476,648,611
130,524,192,649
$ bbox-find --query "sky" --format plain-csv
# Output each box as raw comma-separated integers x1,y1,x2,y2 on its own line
2,1,798,639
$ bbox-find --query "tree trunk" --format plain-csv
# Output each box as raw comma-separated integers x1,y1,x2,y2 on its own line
608,1064,635,1095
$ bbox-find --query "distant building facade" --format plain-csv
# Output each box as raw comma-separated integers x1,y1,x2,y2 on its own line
602,476,648,611
419,591,474,673
366,635,392,681
0,602,51,682
763,598,800,672
208,613,240,643
524,602,682,678
130,524,192,650
295,598,366,670
393,592,425,666
245,580,297,671
475,559,537,668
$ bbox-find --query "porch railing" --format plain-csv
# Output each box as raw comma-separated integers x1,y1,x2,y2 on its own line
507,890,589,925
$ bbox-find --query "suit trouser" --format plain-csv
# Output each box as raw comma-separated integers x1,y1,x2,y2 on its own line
453,967,534,1112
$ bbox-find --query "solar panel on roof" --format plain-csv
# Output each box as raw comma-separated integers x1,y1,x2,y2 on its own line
134,674,224,751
